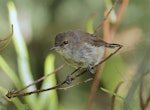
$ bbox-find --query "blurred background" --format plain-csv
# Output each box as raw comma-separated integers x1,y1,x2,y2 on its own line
0,0,150,110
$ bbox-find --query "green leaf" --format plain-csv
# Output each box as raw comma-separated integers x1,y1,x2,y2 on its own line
101,55,125,92
0,55,21,88
7,1,37,109
100,87,124,100
38,54,58,110
86,15,94,34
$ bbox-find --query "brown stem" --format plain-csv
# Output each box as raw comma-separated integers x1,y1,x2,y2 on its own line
144,94,150,109
86,14,110,109
139,80,150,110
86,64,103,110
13,64,65,94
111,81,124,110
6,69,87,98
0,25,13,42
110,0,128,39
0,25,13,51
103,10,111,43
57,78,93,90
94,0,119,35
139,82,145,110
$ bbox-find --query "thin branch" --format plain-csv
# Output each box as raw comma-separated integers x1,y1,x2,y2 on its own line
99,44,123,65
6,81,66,98
57,78,93,90
6,68,87,98
103,10,111,42
145,94,150,109
86,64,103,110
13,64,65,94
0,25,13,51
139,79,150,110
94,0,119,35
111,81,124,110
86,12,111,109
139,81,145,110
0,25,13,42
110,0,128,39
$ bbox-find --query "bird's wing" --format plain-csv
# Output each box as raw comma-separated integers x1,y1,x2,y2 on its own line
80,32,107,47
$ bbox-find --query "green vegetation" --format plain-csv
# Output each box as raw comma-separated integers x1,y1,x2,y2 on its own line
0,0,149,110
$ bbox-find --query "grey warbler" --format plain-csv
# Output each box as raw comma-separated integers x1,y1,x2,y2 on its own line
51,30,122,74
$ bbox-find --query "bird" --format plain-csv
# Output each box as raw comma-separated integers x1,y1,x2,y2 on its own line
51,30,122,74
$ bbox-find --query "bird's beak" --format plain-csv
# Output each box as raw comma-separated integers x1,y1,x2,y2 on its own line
50,46,58,51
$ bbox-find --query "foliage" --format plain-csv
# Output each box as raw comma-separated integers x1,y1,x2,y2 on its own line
0,0,149,110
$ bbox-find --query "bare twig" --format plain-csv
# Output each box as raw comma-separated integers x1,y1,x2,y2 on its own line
103,10,111,42
94,0,118,35
13,64,65,94
6,81,66,98
139,79,150,110
0,25,13,51
86,64,103,110
6,68,87,98
111,81,124,110
0,25,13,42
110,0,128,39
145,94,150,109
139,81,145,110
99,44,123,66
57,78,93,90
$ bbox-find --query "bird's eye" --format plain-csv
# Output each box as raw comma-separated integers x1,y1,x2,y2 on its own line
63,40,68,45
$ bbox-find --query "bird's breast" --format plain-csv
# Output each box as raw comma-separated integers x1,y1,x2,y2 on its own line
61,43,105,68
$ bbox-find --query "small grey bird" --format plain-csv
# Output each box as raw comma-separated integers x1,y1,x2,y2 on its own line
51,30,122,74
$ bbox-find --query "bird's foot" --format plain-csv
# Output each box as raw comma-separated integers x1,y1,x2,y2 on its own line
65,75,72,84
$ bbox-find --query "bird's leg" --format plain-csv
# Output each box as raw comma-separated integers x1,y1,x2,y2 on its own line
66,67,81,84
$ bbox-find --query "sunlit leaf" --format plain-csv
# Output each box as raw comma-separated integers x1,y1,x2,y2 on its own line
38,54,58,110
7,1,37,109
